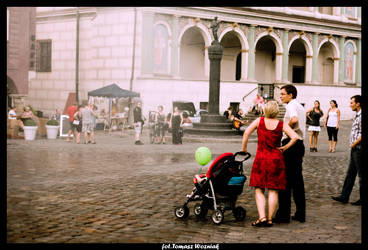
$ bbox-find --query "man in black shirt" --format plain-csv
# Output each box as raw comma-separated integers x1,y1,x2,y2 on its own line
133,102,144,145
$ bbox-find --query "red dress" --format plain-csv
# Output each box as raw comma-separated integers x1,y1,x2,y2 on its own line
249,117,286,190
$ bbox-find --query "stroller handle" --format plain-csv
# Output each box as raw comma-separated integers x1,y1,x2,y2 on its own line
234,151,251,162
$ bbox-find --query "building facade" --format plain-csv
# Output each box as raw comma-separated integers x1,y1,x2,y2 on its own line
25,7,361,119
7,7,36,109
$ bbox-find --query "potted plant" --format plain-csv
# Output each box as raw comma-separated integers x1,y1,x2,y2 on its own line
45,119,59,139
23,119,38,140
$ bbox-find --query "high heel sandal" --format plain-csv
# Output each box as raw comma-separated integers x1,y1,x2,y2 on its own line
251,217,268,227
266,219,273,227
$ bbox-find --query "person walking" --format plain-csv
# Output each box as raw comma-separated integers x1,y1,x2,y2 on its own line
72,105,83,144
274,84,306,223
242,101,299,227
332,95,362,206
154,105,167,144
82,103,96,144
324,100,340,153
133,102,144,145
169,106,183,145
65,102,78,142
306,100,324,152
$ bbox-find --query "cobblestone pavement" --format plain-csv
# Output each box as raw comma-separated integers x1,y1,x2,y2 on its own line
6,120,362,244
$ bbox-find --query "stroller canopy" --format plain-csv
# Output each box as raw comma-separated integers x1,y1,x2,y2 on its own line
206,152,234,179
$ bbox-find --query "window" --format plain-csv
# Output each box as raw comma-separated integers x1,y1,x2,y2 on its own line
318,7,333,15
36,39,52,72
344,7,357,19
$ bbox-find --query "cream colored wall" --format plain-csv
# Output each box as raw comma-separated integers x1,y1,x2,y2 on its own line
255,50,275,83
180,43,205,79
318,44,334,84
221,48,240,81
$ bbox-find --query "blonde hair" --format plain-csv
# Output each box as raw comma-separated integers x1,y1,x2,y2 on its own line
264,101,279,118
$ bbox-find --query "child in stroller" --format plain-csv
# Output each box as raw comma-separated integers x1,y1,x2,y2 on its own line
175,151,251,224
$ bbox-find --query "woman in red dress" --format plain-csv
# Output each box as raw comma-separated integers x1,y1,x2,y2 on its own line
241,101,299,227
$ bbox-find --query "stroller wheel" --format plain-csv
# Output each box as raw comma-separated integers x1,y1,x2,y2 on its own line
174,206,189,219
194,203,208,218
211,209,224,224
233,206,246,221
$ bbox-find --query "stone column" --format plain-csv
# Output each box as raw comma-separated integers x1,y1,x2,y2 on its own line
204,47,209,78
241,49,248,81
247,25,256,81
305,55,313,83
355,39,361,85
275,52,283,83
281,29,289,83
312,32,319,83
141,11,154,75
171,15,180,78
208,40,223,114
338,36,345,84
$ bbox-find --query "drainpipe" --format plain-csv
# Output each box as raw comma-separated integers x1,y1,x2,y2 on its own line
128,7,137,126
75,7,80,104
130,7,137,91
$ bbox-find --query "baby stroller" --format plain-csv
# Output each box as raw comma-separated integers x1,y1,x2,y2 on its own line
148,111,157,144
174,151,251,224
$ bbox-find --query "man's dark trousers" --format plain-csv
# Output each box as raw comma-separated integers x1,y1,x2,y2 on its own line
340,146,362,201
276,138,306,220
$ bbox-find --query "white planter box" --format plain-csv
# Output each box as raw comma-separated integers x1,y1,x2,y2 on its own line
46,125,59,139
23,126,38,140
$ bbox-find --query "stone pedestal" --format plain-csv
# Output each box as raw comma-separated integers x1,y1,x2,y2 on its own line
208,40,223,115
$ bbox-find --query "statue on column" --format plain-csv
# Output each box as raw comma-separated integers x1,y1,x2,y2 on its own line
210,17,220,42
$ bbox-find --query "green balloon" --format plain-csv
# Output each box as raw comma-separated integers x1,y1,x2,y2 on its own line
195,147,212,166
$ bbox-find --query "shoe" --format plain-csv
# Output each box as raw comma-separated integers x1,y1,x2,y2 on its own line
314,148,318,152
291,215,305,223
273,216,290,223
310,148,314,152
331,196,348,204
135,141,144,145
351,200,361,206
251,217,268,227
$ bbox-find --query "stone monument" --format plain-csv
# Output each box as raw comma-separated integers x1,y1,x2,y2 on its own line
185,17,239,136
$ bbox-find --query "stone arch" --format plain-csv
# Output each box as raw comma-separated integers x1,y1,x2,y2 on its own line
154,21,172,37
219,26,249,50
288,34,313,56
178,21,212,78
255,31,283,53
178,22,211,47
288,34,313,83
254,31,283,82
317,38,340,58
318,38,340,84
344,39,357,52
219,27,249,81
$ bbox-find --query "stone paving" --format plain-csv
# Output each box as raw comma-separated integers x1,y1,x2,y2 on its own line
6,120,362,244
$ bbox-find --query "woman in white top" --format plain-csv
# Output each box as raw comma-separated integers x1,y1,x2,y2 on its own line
324,100,340,153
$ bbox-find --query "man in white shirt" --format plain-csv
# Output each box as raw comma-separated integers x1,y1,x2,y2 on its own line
274,84,306,223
